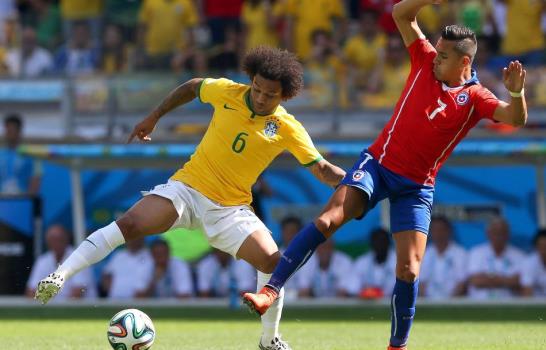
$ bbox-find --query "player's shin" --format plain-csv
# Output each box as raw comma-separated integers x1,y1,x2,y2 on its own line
267,223,326,292
257,271,284,344
57,222,125,279
389,278,419,348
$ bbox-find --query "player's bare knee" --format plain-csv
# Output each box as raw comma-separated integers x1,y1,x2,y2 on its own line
116,214,143,241
259,252,281,274
397,262,421,282
314,215,338,237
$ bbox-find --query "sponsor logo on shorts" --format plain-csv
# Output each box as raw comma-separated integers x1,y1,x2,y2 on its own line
456,91,470,105
352,170,365,181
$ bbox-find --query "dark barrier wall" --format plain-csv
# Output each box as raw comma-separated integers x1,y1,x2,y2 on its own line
0,196,36,294
37,163,540,251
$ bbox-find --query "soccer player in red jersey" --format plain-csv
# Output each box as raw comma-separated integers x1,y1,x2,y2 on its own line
243,0,527,349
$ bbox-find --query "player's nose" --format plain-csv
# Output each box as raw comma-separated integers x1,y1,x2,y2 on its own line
256,94,267,105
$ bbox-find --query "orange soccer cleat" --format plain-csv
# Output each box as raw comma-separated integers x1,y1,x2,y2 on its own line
242,286,279,316
387,346,407,350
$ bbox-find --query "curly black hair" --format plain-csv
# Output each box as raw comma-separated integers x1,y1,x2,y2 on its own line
242,46,304,99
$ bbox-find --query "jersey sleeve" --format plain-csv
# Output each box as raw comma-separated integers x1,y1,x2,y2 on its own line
102,253,118,275
473,87,500,121
407,38,436,68
197,77,236,106
171,258,194,295
467,247,485,275
335,254,354,293
419,250,432,282
234,260,256,293
329,0,345,18
519,256,536,288
196,257,215,293
138,0,150,23
26,256,46,289
454,249,469,283
283,118,323,167
181,0,198,27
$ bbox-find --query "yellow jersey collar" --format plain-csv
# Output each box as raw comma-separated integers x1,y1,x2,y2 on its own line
244,89,275,119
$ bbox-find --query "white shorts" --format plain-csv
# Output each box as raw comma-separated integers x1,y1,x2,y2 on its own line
144,180,268,257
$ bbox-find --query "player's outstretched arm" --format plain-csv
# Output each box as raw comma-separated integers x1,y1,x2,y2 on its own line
128,78,204,143
392,0,441,47
308,159,346,187
492,61,527,127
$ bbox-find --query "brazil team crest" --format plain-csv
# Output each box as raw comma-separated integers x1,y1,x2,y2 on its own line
264,117,281,138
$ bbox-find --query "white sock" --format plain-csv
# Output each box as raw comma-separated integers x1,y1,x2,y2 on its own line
57,222,125,279
257,271,284,344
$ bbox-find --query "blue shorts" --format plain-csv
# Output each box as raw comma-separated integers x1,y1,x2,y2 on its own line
340,150,434,234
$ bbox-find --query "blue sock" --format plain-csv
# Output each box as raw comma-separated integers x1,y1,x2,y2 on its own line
267,223,326,292
389,278,419,347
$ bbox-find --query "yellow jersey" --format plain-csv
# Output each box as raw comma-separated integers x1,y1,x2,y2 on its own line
241,2,279,49
171,78,323,206
343,34,387,72
138,0,198,55
502,0,544,55
61,0,102,19
363,61,411,109
282,0,345,59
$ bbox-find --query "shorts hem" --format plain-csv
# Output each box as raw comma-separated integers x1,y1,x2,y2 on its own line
391,226,429,235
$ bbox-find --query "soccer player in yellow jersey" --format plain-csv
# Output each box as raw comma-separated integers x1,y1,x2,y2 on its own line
35,46,346,350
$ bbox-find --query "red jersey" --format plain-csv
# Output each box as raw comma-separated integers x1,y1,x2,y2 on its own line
368,39,500,186
204,0,242,17
360,0,401,34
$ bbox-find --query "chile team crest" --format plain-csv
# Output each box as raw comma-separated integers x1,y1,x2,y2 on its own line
456,91,470,106
264,117,280,138
352,170,365,181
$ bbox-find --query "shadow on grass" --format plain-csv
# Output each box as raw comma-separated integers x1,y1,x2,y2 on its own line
1,305,544,322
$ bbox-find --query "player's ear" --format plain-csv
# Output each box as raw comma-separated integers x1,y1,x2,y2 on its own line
461,55,471,67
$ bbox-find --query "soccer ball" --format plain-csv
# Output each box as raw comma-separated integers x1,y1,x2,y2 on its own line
107,309,156,350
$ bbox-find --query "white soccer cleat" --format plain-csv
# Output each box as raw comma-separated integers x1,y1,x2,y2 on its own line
259,336,292,350
35,272,65,304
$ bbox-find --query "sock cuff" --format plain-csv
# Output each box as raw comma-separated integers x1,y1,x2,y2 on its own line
265,284,280,293
257,272,272,285
306,223,327,244
103,222,125,248
395,278,419,287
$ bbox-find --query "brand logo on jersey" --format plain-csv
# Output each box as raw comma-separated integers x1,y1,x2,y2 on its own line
224,103,237,111
456,92,470,106
264,117,280,138
352,170,366,181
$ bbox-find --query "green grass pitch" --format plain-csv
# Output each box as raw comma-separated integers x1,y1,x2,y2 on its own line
1,305,544,349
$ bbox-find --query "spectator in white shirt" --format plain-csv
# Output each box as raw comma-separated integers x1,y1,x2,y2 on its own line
6,27,53,78
350,228,396,299
26,224,96,299
467,216,524,299
420,215,468,298
520,229,546,297
101,238,153,299
54,21,99,75
196,249,256,297
139,239,194,298
297,239,353,297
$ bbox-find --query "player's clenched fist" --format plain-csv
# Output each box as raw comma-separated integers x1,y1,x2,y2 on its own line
127,116,158,143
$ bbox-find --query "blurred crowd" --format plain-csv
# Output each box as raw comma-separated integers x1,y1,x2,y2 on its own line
2,113,546,301
25,214,546,301
0,0,545,109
